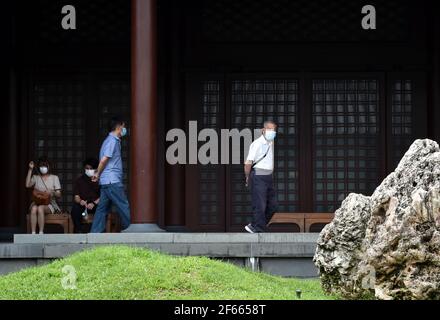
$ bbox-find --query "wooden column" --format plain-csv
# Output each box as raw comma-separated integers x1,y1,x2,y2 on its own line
165,0,186,229
129,0,163,231
3,1,21,237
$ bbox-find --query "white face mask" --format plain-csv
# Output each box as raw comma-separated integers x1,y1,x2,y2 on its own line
39,167,48,175
85,169,95,177
264,130,277,141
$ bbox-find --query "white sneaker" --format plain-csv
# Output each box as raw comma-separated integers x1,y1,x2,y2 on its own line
39,231,44,235
245,224,256,234
31,231,36,235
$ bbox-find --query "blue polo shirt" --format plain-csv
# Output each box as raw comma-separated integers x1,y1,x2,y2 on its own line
99,133,123,185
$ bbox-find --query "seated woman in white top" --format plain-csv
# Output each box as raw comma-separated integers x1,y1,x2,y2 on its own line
25,157,62,234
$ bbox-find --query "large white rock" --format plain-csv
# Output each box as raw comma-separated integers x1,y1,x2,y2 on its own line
313,139,440,299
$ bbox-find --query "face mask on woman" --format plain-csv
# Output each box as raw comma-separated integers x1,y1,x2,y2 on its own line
39,166,49,175
85,169,95,177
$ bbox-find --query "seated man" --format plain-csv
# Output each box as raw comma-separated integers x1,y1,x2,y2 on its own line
70,158,100,233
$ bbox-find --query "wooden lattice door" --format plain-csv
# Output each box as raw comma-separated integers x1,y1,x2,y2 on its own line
29,72,130,213
186,72,426,232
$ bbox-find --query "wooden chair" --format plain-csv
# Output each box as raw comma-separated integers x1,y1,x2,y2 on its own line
26,212,71,234
267,213,305,232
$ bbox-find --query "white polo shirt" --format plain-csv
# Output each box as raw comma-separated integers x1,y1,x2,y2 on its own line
246,135,274,174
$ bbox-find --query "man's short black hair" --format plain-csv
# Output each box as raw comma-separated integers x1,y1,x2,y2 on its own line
108,116,126,132
83,157,99,169
263,120,277,128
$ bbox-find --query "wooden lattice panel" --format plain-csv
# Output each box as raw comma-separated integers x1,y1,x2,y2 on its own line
32,81,86,211
391,80,413,169
230,79,299,225
199,81,222,225
98,80,131,190
312,79,381,212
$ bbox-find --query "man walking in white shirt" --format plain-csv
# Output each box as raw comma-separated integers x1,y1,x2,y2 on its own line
243,120,278,233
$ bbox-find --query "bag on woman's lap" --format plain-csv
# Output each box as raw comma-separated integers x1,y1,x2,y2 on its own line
32,189,50,205
31,176,51,206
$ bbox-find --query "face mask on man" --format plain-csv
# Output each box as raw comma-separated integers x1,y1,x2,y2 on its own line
39,166,48,175
85,169,95,177
264,130,277,141
121,127,127,137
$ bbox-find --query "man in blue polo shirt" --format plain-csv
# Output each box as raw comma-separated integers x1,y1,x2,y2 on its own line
90,116,131,233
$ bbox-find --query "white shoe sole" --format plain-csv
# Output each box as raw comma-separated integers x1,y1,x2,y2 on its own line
245,225,255,234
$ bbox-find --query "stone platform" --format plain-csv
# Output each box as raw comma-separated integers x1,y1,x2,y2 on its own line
0,233,319,277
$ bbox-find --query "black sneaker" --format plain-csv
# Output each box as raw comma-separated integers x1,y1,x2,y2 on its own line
245,223,257,234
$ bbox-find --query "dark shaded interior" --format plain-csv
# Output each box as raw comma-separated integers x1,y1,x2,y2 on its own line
3,0,439,236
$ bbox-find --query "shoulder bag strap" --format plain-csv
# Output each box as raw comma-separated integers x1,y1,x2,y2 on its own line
39,175,50,192
251,144,271,168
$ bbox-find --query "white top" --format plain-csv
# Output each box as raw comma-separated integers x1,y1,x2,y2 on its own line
28,174,62,213
246,135,274,172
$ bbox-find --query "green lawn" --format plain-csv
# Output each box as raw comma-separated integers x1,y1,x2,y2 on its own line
0,245,336,300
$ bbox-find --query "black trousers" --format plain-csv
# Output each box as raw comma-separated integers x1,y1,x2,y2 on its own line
249,170,278,231
70,202,96,233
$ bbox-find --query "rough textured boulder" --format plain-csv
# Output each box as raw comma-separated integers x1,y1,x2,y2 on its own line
313,139,440,300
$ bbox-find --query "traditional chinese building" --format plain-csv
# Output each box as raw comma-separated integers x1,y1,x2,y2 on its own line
2,0,440,238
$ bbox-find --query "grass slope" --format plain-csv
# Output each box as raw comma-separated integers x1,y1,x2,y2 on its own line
0,245,335,300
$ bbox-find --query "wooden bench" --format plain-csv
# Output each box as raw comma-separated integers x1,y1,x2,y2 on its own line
267,212,335,233
304,213,334,232
69,212,120,233
26,212,120,234
26,213,71,234
267,213,305,232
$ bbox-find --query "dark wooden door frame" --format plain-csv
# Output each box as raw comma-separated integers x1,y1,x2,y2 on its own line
223,73,302,232
306,71,388,182
183,70,428,231
224,71,389,230
385,71,427,173
27,68,130,160
25,68,130,215
184,72,226,231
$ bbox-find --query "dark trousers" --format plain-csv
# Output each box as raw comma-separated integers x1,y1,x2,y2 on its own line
250,170,278,231
70,202,96,233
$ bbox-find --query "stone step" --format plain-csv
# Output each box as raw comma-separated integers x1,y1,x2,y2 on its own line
2,233,320,277
13,232,319,244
